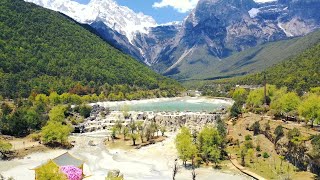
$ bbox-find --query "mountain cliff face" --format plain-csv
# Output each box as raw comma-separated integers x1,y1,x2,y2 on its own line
153,0,320,79
26,0,320,80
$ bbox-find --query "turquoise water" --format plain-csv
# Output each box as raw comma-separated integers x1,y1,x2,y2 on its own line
107,98,232,112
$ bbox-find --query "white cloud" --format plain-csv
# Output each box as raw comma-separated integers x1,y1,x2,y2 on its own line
152,0,199,13
152,0,278,13
254,0,277,3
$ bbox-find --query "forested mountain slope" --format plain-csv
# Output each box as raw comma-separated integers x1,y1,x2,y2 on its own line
0,0,181,98
175,30,320,81
224,43,320,93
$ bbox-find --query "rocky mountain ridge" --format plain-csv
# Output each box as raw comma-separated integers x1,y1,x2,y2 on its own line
25,0,157,42
25,0,320,80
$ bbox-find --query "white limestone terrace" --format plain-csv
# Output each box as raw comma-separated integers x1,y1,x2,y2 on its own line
78,110,224,133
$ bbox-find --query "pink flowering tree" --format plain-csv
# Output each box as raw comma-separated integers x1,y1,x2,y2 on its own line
60,165,83,180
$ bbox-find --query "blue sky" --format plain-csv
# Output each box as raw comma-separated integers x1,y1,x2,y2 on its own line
75,0,192,24
74,0,276,23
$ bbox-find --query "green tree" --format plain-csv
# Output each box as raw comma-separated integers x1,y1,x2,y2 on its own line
41,121,72,146
247,148,255,163
216,116,227,137
111,126,117,140
271,92,300,117
1,102,12,115
197,126,222,165
70,94,83,105
160,126,166,136
175,127,198,166
24,107,42,130
298,93,320,127
230,102,242,118
120,105,130,119
48,105,66,122
136,121,145,143
49,92,61,105
240,146,247,166
209,145,221,167
310,87,320,95
60,93,71,104
122,127,129,140
232,88,248,104
115,120,123,135
35,94,49,104
145,125,153,141
129,121,137,134
251,121,261,135
246,88,265,108
130,133,139,146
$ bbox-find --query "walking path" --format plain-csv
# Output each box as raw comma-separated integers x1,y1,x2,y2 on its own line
10,139,41,151
227,118,266,180
229,154,266,180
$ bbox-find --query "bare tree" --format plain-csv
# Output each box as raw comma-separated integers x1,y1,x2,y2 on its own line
173,159,179,180
191,167,196,180
191,156,197,180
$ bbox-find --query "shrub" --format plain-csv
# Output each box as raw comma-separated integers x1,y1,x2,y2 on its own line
0,140,12,159
263,152,270,158
245,135,252,141
78,105,92,118
30,133,41,141
251,121,261,135
274,125,284,142
256,145,261,152
230,102,242,118
287,128,301,141
265,122,271,131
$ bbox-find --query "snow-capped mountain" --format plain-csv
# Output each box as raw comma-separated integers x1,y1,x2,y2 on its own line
149,0,320,77
25,0,320,79
25,0,157,42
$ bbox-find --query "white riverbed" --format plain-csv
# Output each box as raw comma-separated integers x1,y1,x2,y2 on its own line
0,132,250,180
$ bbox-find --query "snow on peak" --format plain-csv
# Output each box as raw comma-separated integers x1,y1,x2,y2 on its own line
25,0,157,42
248,8,260,18
254,0,277,3
159,21,182,27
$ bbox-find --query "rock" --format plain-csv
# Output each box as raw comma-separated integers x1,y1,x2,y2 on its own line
107,169,124,179
88,140,96,146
